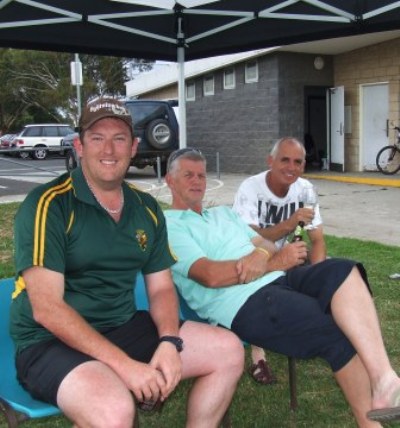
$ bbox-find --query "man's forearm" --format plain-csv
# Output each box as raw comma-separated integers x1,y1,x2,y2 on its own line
251,221,294,243
149,287,181,337
309,240,326,264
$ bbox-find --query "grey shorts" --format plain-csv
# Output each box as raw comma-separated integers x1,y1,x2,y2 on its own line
16,311,162,406
231,258,370,372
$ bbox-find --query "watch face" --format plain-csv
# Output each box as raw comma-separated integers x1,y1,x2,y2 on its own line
160,336,184,352
175,338,184,352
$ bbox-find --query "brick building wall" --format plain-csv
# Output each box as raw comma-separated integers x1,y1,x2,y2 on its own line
335,37,400,171
187,52,333,174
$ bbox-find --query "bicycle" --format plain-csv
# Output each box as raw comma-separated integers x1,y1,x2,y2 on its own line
376,126,400,175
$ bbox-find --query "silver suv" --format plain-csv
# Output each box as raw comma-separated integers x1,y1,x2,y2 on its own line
12,123,74,160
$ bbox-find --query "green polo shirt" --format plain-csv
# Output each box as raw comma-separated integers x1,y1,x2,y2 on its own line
10,167,175,354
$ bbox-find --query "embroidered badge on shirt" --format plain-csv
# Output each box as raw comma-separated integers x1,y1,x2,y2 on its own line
136,229,148,251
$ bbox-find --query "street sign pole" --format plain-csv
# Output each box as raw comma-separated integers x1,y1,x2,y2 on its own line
70,54,83,119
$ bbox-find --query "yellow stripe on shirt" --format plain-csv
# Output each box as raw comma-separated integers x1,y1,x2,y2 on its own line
33,177,73,266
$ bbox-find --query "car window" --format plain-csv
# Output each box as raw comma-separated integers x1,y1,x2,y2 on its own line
126,103,168,127
43,126,59,137
58,126,74,136
24,127,42,137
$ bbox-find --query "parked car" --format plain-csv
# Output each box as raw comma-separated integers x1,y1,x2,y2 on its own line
0,134,17,152
64,99,179,176
11,123,74,160
60,132,79,171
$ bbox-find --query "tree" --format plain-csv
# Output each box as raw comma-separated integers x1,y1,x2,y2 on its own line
0,49,154,133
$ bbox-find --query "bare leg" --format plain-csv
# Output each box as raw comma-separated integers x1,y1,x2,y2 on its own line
334,355,382,427
331,267,400,411
179,321,244,428
57,360,135,428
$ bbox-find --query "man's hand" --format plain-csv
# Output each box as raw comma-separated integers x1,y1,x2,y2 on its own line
149,342,182,401
290,208,315,229
236,249,270,283
118,359,168,404
268,242,308,271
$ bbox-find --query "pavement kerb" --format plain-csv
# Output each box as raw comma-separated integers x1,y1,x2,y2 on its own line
303,173,400,188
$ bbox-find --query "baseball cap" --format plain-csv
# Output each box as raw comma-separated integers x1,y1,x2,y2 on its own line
78,98,133,134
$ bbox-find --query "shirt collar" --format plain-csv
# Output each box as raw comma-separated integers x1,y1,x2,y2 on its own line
166,207,210,219
71,167,129,208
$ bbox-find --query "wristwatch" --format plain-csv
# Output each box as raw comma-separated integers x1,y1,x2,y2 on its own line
159,335,184,352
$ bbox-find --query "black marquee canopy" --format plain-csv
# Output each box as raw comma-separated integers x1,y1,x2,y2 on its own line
2,0,400,146
1,0,400,61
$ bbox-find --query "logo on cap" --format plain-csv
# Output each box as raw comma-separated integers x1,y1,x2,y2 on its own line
89,101,130,117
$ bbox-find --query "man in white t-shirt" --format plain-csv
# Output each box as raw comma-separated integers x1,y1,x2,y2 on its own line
233,137,326,263
232,137,326,383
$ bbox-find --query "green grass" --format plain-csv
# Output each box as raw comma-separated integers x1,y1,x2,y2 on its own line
1,203,400,427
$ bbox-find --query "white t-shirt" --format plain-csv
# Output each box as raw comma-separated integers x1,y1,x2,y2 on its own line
232,171,323,249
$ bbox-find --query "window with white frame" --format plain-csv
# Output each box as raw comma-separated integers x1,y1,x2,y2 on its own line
224,67,235,89
186,81,195,101
245,60,258,83
203,75,214,96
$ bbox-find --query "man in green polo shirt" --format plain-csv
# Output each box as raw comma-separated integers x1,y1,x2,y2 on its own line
10,98,244,427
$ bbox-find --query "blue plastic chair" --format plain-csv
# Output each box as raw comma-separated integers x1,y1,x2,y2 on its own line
0,275,153,427
0,274,207,428
0,278,60,427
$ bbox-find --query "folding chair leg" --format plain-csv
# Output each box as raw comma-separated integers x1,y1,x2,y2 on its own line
288,357,298,411
0,398,29,428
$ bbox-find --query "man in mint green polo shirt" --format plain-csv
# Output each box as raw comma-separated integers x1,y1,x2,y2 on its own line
10,98,244,427
164,147,400,425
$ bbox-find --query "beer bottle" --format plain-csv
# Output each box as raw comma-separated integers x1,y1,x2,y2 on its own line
292,221,304,242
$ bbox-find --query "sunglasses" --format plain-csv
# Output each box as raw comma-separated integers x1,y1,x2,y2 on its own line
167,147,203,170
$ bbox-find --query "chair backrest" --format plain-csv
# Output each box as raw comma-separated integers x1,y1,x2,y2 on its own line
0,278,60,418
134,273,204,323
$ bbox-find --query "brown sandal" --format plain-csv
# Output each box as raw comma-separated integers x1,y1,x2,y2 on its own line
248,359,277,385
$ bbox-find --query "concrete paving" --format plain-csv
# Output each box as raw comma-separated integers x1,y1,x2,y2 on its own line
1,166,399,247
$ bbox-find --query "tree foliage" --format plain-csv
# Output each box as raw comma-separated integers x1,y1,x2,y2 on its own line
0,49,153,133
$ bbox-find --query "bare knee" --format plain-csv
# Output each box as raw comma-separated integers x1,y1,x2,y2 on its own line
71,394,135,428
180,322,244,380
219,330,245,375
207,328,244,378
58,361,136,428
93,396,135,428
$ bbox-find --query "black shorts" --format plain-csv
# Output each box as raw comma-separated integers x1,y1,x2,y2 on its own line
231,258,370,372
16,311,162,406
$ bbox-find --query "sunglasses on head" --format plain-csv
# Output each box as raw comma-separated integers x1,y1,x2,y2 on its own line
167,147,203,170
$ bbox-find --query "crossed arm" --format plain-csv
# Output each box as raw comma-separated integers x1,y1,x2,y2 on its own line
188,235,308,288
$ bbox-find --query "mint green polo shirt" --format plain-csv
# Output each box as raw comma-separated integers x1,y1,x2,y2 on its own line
164,206,284,328
11,167,175,353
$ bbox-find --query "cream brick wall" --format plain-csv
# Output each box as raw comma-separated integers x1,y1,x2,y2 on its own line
335,37,400,171
136,85,178,101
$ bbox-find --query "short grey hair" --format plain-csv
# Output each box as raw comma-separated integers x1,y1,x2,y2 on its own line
167,147,206,174
270,137,306,159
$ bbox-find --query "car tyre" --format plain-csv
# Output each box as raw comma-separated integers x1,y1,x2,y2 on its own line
65,150,77,172
145,119,174,149
32,147,48,160
19,150,30,159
